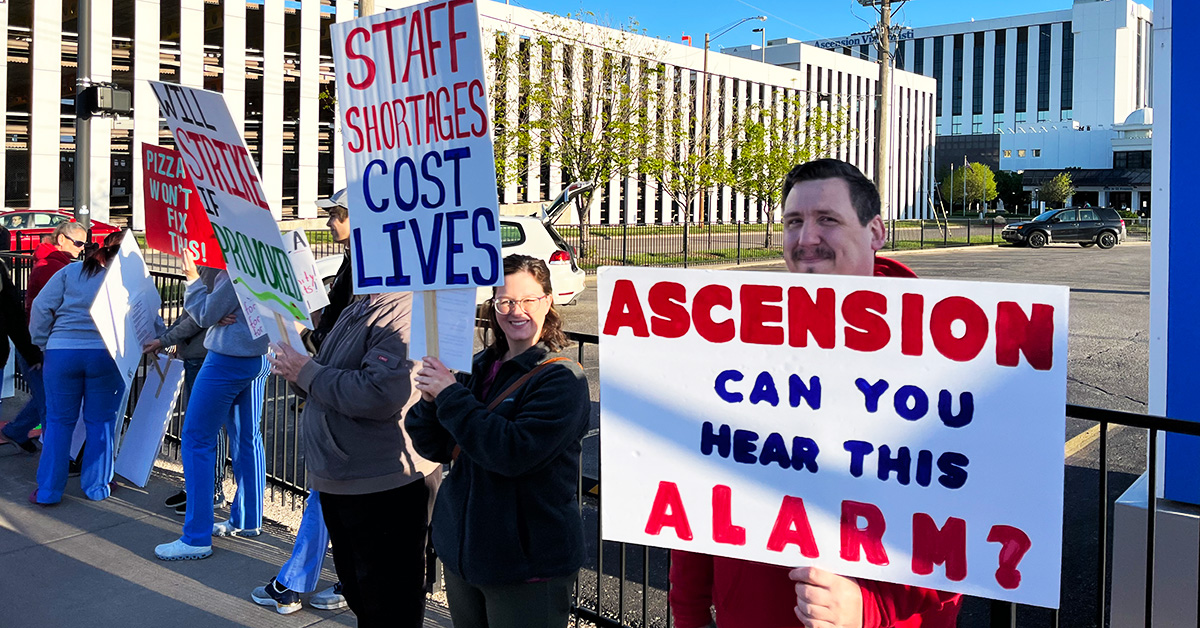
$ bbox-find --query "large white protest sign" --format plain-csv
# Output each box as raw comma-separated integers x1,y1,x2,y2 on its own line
115,356,186,487
598,267,1068,608
2,341,13,399
148,82,308,323
91,235,162,389
331,0,502,294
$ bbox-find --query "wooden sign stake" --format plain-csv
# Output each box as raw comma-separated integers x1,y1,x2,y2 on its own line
424,291,439,358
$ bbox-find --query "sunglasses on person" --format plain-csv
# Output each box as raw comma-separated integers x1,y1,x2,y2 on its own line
492,295,549,314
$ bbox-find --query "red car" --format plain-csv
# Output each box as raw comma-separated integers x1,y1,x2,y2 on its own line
0,209,120,251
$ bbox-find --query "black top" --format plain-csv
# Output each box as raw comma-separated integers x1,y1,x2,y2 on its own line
0,261,42,368
407,343,590,585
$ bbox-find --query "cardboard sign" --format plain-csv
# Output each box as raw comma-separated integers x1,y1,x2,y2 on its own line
141,143,225,268
330,0,503,294
91,236,162,389
598,267,1069,608
231,280,308,354
410,288,476,372
284,229,330,322
148,82,308,323
2,341,13,399
114,356,186,487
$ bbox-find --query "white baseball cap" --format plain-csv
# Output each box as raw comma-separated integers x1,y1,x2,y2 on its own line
315,188,348,209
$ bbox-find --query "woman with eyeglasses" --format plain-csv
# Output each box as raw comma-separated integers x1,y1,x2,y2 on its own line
28,230,162,504
408,254,589,628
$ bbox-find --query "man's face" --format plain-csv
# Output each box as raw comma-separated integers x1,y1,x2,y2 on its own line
326,211,350,245
782,178,885,277
56,231,86,257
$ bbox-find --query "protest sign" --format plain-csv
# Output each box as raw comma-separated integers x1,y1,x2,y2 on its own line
283,229,330,322
330,0,503,295
142,143,225,268
148,82,308,323
91,235,162,389
2,341,13,399
232,280,307,354
410,288,476,372
598,267,1069,608
114,356,186,487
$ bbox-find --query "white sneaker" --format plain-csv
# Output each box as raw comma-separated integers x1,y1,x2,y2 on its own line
213,519,262,537
154,538,212,561
310,582,348,610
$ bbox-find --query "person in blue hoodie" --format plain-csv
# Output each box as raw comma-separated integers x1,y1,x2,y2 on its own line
28,230,161,504
154,252,270,561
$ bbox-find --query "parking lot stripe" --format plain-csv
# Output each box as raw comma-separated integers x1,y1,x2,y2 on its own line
1065,423,1121,459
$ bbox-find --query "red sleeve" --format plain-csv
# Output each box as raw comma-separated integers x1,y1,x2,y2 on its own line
668,550,715,628
858,580,962,628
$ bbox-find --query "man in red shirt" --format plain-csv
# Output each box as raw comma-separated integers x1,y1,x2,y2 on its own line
669,159,961,628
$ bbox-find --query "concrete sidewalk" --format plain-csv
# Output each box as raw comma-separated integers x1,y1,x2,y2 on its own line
0,392,453,628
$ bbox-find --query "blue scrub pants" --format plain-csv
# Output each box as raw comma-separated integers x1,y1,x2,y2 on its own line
277,491,331,593
180,352,269,547
35,349,125,503
3,351,46,444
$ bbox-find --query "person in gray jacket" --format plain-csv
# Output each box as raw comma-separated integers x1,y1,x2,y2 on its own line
154,254,270,561
269,291,440,628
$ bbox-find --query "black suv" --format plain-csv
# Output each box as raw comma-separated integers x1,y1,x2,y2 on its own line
1001,207,1127,249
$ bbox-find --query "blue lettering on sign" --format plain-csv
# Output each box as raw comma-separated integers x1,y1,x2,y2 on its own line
421,151,446,208
363,160,389,212
939,390,974,427
444,210,470,285
470,207,499,285
856,378,890,413
894,385,929,421
700,421,819,473
788,374,822,410
393,156,419,212
714,370,744,403
382,221,411,287
749,372,779,407
352,228,383,287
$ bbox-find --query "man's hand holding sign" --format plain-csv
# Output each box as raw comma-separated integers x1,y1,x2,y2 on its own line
599,160,1067,628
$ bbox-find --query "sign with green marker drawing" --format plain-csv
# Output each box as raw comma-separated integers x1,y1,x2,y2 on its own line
149,81,307,322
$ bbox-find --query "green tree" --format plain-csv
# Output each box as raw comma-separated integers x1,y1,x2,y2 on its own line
726,95,855,246
1038,172,1076,208
489,13,662,257
994,170,1026,212
940,162,997,213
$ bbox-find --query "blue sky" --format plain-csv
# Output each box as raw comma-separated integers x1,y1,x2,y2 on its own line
502,0,1154,49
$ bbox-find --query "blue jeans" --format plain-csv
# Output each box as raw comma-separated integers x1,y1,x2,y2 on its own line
3,351,45,444
180,352,268,547
183,357,227,490
277,491,331,593
35,349,125,503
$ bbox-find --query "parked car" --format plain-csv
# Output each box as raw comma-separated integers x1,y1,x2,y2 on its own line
0,209,120,251
1001,207,1127,249
314,182,591,306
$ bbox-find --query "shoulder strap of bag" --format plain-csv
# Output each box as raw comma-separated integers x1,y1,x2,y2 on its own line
452,356,574,462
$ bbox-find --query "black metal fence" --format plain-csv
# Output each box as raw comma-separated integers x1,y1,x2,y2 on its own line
554,219,1153,274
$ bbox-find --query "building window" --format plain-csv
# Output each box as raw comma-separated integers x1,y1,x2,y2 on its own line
936,116,944,134
952,115,962,135
994,113,1005,125
915,38,926,75
1015,27,1028,114
994,29,1006,115
896,42,906,71
951,34,964,116
1115,150,1152,169
934,37,945,112
859,44,870,60
1033,149,1042,157
1038,24,1052,114
1037,110,1050,122
972,114,983,134
1061,109,1073,121
1004,149,1013,158
1016,112,1027,123
973,32,985,116
1018,149,1027,157
1061,22,1074,112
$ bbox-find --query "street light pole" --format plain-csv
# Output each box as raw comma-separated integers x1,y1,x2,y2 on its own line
74,0,92,229
753,28,765,63
699,16,765,225
876,0,892,220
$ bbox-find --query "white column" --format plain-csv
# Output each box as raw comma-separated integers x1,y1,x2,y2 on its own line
30,0,62,209
180,0,204,88
1099,189,1109,207
1004,28,1018,128
333,0,354,191
297,0,320,217
131,0,160,231
922,38,933,78
1050,22,1063,119
262,0,285,218
225,0,247,135
982,30,996,134
86,0,114,223
526,46,542,204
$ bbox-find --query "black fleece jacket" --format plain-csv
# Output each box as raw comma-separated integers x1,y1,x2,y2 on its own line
407,342,590,586
0,262,42,369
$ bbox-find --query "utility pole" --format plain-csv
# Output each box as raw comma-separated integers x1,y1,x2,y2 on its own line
860,0,893,220
74,0,92,229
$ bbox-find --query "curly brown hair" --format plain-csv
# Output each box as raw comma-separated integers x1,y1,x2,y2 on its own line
479,254,570,357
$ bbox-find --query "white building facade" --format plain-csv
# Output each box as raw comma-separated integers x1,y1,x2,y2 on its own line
3,0,936,225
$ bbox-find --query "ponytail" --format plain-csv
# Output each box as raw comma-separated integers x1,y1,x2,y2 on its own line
81,229,127,277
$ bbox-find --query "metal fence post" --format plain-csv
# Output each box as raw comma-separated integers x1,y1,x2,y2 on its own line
737,221,742,265
920,221,925,249
943,220,948,246
621,222,628,265
683,221,689,269
967,219,971,245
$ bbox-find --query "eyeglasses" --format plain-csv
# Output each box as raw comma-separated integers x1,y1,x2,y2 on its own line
68,239,86,248
493,295,549,314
